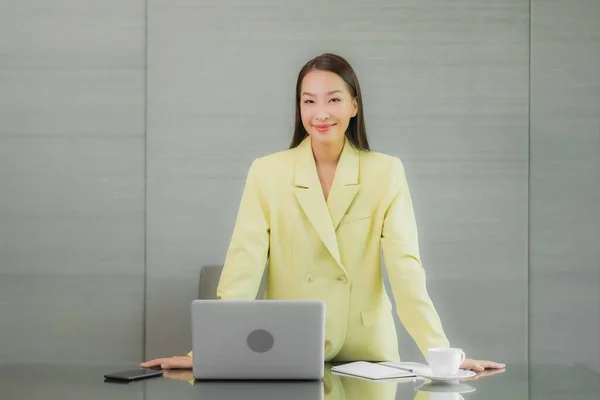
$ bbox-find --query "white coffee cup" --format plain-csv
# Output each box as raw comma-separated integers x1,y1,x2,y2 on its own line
427,347,466,376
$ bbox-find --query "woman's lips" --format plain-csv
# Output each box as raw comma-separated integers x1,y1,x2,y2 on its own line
313,124,335,133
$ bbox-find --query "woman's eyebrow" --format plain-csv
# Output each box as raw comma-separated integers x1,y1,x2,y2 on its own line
301,90,342,96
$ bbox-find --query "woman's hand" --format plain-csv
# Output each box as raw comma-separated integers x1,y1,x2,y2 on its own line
140,355,192,370
461,358,505,372
464,366,506,381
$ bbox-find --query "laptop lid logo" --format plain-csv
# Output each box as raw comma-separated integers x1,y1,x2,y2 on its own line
247,329,274,353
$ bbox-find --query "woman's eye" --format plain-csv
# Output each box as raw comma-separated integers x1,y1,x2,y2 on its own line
303,99,314,104
330,98,341,102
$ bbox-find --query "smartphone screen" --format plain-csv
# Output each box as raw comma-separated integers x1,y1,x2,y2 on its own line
104,368,163,382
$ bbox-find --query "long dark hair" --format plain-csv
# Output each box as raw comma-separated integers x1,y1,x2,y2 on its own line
289,53,370,151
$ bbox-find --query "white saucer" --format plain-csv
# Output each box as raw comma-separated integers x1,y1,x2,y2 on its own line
412,367,476,382
415,381,476,393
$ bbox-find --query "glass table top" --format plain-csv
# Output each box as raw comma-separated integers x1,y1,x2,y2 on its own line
1,362,598,400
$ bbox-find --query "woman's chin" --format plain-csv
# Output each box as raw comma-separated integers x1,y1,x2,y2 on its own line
309,131,343,145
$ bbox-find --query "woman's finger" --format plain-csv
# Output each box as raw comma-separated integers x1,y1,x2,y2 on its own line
472,362,485,372
161,356,192,370
482,360,506,369
140,358,168,368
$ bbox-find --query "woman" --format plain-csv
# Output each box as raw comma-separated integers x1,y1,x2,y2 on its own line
142,53,504,372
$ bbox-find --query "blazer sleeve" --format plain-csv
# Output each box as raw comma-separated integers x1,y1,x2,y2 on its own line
188,159,271,358
380,157,450,359
215,158,270,300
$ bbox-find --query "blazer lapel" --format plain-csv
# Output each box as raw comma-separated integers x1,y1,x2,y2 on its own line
292,137,345,271
327,139,361,230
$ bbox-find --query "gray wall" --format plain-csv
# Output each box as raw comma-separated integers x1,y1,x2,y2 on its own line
0,0,598,372
0,1,146,363
530,0,600,372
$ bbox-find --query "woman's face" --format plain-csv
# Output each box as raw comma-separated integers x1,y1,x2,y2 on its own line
299,70,358,148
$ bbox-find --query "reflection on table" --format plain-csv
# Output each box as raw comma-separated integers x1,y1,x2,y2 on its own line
159,363,487,400
1,362,598,400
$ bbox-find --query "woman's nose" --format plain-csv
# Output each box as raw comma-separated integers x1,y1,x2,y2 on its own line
315,107,329,121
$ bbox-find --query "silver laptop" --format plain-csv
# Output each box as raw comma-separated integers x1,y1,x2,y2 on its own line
191,299,325,380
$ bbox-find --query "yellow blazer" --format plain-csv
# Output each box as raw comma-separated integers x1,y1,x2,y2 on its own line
211,136,449,362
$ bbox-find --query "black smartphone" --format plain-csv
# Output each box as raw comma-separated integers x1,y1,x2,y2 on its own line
104,368,163,382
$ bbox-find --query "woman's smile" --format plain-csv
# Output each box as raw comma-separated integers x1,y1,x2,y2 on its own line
313,123,336,133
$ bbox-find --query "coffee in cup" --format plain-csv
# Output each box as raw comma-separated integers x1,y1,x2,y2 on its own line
427,347,466,376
